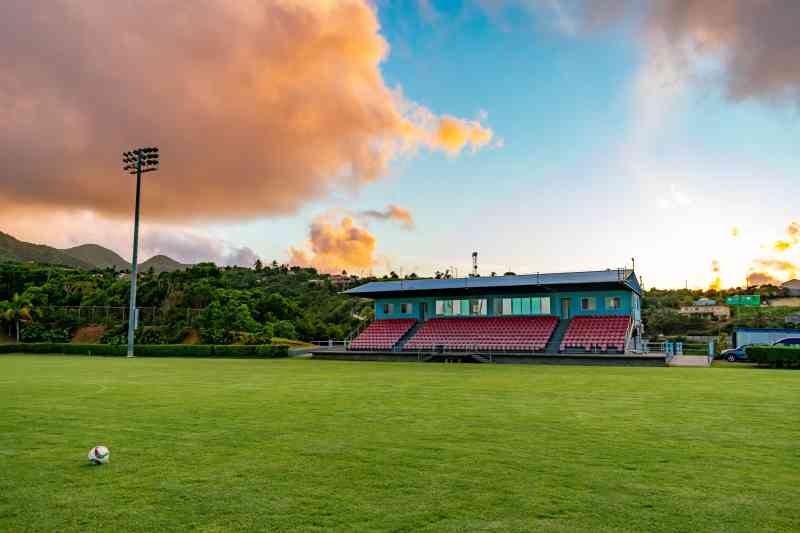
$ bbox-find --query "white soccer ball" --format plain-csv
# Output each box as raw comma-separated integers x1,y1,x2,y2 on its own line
88,445,110,465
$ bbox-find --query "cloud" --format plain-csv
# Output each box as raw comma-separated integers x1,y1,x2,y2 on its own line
730,227,740,238
360,205,415,229
752,259,798,280
746,258,798,286
478,0,800,138
0,0,493,223
774,221,800,252
711,260,720,273
529,1,800,105
289,215,376,273
141,231,259,267
639,1,800,105
709,277,721,291
747,272,779,287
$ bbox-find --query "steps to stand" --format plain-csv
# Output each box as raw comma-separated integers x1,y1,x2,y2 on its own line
393,321,423,351
545,318,571,354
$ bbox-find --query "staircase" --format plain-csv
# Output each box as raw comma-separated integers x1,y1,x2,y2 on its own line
393,321,423,352
544,318,571,354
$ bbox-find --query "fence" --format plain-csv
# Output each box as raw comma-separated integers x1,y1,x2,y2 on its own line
44,306,205,326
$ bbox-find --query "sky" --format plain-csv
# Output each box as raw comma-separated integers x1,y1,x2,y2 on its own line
1,0,799,289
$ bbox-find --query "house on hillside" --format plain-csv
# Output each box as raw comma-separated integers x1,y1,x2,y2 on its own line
679,304,730,320
782,279,800,296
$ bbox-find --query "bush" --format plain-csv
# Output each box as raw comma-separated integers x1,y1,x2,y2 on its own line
0,343,288,358
746,346,800,368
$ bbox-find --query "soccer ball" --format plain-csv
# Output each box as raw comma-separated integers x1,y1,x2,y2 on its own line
88,445,110,465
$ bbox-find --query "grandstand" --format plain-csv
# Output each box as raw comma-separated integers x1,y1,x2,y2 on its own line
340,269,643,359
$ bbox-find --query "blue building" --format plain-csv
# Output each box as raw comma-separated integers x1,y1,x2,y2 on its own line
345,269,643,354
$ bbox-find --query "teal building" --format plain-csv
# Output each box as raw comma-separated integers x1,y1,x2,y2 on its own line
346,269,643,344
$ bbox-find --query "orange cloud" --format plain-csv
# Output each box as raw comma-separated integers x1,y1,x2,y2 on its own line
709,277,721,291
773,222,800,252
731,227,740,238
747,272,779,287
753,259,798,280
431,115,494,155
711,260,720,273
360,205,415,229
0,1,493,222
289,216,376,273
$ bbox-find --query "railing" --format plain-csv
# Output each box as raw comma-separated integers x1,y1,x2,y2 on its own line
343,320,370,350
642,340,716,362
42,306,204,326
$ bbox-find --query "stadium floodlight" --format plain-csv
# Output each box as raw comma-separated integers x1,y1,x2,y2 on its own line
121,146,159,358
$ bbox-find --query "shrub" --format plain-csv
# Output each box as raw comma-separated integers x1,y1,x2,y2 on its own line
746,346,800,368
0,343,288,358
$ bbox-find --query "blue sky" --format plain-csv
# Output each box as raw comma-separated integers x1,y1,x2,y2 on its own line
210,1,798,288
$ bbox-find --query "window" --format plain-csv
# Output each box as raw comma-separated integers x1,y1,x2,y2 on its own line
493,298,503,315
435,300,444,315
470,299,487,316
581,297,597,311
512,298,523,315
502,298,512,315
400,303,412,314
452,299,462,316
382,303,394,315
605,296,622,310
521,298,531,314
540,297,551,314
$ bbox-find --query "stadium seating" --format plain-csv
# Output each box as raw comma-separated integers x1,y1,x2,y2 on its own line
349,318,416,350
404,316,558,352
560,315,629,353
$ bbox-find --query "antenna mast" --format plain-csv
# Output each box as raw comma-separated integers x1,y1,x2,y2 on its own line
471,252,479,278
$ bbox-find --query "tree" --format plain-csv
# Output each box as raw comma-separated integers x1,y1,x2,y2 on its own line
1,293,37,343
254,259,263,272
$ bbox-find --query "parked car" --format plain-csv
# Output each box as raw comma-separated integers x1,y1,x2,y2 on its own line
721,345,751,362
771,337,800,346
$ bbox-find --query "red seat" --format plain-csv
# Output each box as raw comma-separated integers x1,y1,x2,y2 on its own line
560,316,630,353
404,316,558,352
349,319,416,351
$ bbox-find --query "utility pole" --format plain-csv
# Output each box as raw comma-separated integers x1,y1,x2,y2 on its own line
122,147,159,358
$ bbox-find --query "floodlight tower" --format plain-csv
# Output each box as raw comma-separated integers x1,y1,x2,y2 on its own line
121,147,159,358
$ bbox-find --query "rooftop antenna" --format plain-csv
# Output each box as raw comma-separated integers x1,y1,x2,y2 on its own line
631,257,635,274
471,251,478,278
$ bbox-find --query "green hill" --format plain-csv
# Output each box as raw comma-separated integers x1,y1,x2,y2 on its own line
140,254,186,273
0,231,186,272
62,244,129,270
0,232,93,269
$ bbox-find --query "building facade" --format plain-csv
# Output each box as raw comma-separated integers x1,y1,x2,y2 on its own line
679,305,731,319
346,269,643,344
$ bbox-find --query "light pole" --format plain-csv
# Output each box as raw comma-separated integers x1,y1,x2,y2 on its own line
122,147,159,358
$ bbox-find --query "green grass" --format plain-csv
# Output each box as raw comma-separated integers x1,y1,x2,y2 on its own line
1,356,799,532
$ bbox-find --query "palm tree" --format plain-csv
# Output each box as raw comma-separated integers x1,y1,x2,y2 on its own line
1,294,36,343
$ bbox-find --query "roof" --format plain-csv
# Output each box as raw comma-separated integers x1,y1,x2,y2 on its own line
345,269,641,297
733,327,800,333
782,279,800,288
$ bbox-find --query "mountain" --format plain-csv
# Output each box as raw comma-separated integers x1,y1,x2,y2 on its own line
0,232,93,269
139,255,186,273
62,244,129,270
0,231,188,272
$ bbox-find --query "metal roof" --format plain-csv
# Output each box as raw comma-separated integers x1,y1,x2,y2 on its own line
345,269,640,296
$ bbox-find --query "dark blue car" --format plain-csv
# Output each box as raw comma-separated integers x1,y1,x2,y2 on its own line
721,345,750,362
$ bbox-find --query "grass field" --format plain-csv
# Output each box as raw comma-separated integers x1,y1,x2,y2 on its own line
1,356,799,532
